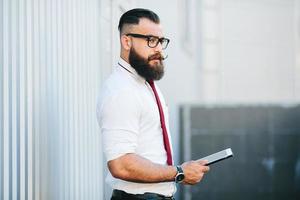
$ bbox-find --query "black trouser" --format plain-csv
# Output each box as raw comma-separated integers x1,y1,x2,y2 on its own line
111,189,175,200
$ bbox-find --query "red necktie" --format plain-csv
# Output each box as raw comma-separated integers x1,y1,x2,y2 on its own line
147,80,173,165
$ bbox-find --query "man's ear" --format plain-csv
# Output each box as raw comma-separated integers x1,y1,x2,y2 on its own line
121,35,131,51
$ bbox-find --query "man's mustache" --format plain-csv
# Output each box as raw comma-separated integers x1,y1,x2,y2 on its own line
148,53,168,61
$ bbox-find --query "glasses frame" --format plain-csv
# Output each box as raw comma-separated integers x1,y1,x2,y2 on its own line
125,33,170,50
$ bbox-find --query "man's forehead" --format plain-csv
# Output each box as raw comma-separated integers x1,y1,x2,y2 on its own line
128,18,163,37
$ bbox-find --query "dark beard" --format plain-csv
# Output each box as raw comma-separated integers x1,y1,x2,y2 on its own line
128,47,164,81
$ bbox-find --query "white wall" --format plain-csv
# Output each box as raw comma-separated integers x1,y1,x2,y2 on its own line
200,0,300,103
136,0,300,105
1,0,103,199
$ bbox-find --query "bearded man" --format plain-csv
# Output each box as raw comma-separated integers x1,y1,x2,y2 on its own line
97,8,209,200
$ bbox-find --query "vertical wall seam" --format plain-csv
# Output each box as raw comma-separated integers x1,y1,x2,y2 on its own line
0,0,4,198
15,0,21,198
8,0,13,198
23,0,29,198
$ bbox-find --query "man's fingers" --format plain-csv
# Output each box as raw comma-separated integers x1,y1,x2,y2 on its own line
196,160,210,173
202,166,210,173
197,159,208,166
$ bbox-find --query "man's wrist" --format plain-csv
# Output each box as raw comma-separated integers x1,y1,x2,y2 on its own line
174,165,185,183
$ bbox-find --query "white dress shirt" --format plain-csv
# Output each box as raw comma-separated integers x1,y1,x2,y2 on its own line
96,58,176,196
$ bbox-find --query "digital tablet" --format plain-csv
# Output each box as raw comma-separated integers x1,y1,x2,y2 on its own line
198,148,234,166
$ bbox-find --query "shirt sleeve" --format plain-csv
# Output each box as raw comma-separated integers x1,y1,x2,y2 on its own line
97,89,141,161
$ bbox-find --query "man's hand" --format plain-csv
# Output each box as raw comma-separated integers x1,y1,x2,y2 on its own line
181,160,210,185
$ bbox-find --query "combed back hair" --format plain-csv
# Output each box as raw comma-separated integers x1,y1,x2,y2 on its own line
118,8,160,34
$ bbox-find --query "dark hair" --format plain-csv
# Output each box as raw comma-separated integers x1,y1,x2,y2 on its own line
118,8,160,33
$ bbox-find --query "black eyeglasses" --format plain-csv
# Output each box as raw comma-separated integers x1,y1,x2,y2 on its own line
126,33,170,49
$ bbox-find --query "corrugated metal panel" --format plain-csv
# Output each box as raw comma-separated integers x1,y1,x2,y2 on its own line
0,0,104,199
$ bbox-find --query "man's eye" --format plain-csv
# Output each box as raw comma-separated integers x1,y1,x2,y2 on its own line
148,37,157,43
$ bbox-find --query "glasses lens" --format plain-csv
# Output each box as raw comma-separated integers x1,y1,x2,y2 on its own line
148,37,159,48
161,39,169,49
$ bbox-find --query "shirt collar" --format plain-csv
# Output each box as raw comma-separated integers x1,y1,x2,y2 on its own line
118,57,146,83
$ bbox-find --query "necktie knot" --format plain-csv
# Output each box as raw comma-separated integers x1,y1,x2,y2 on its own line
147,79,154,86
